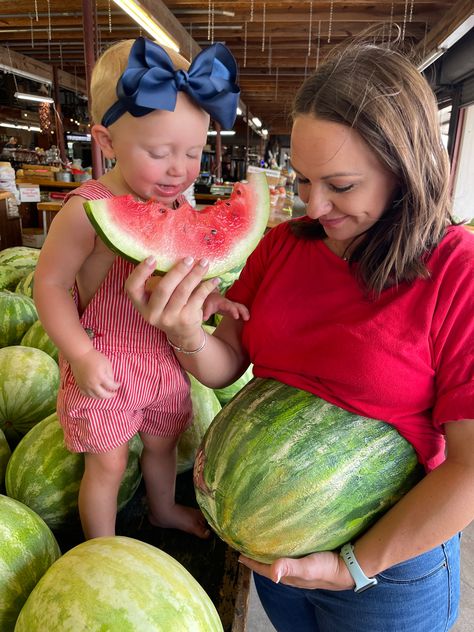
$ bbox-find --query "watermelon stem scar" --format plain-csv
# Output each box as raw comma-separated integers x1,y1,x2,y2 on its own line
84,172,270,279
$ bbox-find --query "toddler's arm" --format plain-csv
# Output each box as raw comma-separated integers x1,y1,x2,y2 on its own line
202,288,249,322
34,196,120,398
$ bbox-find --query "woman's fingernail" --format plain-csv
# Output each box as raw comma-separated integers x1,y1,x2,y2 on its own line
275,570,282,584
145,256,156,266
183,256,194,266
212,277,220,285
199,258,209,267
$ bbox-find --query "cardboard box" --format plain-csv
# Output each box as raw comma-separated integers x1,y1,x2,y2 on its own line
22,227,45,249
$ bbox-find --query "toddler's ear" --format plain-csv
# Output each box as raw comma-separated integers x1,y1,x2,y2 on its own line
91,124,115,159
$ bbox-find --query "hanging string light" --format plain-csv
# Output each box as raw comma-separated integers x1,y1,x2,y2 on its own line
189,22,193,62
30,15,34,48
208,0,211,41
34,0,38,21
250,0,254,23
327,0,334,43
307,0,313,56
388,1,394,43
409,0,415,23
275,66,279,100
315,20,321,69
211,2,215,44
39,102,53,135
304,55,308,78
243,21,248,68
261,3,266,53
108,0,112,33
268,34,272,73
402,0,409,42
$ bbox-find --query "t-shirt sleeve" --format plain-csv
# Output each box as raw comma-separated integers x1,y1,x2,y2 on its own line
432,234,474,425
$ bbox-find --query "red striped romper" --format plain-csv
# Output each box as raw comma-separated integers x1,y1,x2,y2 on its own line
56,180,193,453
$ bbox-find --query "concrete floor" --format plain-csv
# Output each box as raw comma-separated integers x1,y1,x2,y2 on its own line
246,521,474,631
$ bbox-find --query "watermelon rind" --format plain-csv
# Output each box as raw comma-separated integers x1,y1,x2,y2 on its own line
15,536,223,631
177,375,221,474
0,264,26,291
0,290,38,348
15,270,35,298
84,171,270,279
5,413,143,530
0,494,61,632
21,319,59,363
0,428,11,491
0,346,59,447
195,378,424,563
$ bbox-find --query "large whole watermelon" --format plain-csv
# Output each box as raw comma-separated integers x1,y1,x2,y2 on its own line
194,378,424,563
15,536,223,631
0,290,38,347
0,428,11,491
0,346,59,447
84,172,269,278
0,264,25,291
5,413,143,530
21,319,59,363
0,495,61,632
0,246,40,274
177,375,221,474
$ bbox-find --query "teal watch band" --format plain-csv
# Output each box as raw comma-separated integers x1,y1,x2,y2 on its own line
340,543,378,593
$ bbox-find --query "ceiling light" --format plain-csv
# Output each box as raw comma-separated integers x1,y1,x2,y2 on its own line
251,117,262,128
0,122,42,132
262,129,268,136
0,64,52,86
14,92,54,104
438,14,474,49
418,15,474,72
207,130,236,136
112,0,180,52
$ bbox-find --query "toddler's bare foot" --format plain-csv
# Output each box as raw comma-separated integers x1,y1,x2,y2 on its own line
148,504,211,539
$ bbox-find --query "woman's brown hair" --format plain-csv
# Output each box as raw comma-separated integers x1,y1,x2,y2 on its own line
291,41,454,296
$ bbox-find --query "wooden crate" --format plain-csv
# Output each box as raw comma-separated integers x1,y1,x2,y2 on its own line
53,470,250,632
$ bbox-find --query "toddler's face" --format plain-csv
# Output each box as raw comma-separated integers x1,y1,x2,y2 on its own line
108,93,210,204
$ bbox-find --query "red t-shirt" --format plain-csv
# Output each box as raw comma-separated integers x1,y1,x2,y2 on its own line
226,220,474,471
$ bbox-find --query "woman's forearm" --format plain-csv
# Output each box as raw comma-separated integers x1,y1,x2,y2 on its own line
354,420,474,577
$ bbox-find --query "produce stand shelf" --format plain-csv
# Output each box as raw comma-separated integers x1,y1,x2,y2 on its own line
52,469,250,632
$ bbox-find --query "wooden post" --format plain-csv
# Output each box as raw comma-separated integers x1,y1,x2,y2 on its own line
52,65,67,166
82,0,103,179
215,122,222,182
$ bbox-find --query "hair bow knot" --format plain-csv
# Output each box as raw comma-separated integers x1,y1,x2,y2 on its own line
101,37,240,130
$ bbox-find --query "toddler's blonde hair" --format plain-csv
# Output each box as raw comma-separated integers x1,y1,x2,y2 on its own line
90,39,190,125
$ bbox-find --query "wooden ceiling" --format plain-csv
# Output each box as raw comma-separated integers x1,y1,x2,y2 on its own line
1,0,473,135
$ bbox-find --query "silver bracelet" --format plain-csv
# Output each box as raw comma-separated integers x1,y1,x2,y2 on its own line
166,330,207,355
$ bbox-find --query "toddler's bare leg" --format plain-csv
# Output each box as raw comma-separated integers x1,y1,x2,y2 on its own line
78,443,129,539
140,432,210,539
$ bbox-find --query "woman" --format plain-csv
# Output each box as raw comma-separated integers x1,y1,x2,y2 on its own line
125,42,474,631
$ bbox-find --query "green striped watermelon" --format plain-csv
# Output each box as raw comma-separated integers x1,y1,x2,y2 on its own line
5,413,143,530
213,365,254,406
194,378,424,563
0,346,59,447
21,320,59,363
0,428,11,491
0,290,38,347
15,536,223,631
15,269,35,298
0,264,25,291
177,375,221,474
0,246,40,274
0,494,61,632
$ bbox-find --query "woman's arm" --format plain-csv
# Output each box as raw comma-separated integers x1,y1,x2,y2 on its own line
125,256,250,389
240,418,474,589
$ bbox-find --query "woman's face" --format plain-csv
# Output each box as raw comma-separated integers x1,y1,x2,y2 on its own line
291,115,399,257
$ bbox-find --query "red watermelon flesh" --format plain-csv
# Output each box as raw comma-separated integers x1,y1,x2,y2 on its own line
84,172,269,278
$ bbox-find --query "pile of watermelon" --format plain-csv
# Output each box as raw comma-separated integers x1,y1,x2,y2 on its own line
0,244,254,630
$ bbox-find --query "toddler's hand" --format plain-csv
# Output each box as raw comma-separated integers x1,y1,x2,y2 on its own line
203,289,250,322
70,348,121,398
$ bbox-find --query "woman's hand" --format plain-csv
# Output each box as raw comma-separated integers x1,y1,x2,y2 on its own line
239,550,355,591
125,256,220,343
70,348,121,398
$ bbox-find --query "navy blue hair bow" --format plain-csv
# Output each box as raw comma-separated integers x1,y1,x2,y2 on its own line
101,37,240,130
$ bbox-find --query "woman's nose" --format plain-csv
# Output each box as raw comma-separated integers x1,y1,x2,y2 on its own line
305,186,333,219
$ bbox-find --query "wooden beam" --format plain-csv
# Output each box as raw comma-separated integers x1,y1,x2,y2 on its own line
415,0,474,60
0,46,87,94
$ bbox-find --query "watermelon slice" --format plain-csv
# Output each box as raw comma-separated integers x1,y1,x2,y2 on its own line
84,172,270,278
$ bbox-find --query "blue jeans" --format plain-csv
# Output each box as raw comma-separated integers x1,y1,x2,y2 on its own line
254,533,461,632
